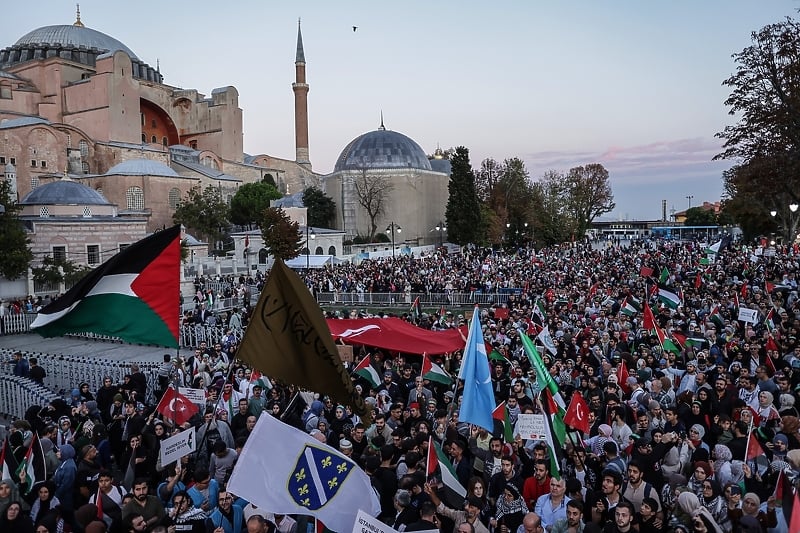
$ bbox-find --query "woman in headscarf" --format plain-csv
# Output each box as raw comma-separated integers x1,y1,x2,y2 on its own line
698,478,729,532
712,444,734,487
691,507,723,533
670,490,701,532
328,405,350,448
687,424,710,462
52,444,77,529
492,483,527,533
0,479,21,517
728,492,777,533
466,476,491,528
0,501,34,533
756,391,780,428
38,438,59,480
28,481,61,527
689,461,712,497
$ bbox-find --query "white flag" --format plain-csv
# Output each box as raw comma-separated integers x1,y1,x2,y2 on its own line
227,413,380,533
537,326,558,355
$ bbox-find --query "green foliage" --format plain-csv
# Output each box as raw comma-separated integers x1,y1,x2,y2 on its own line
683,207,718,226
563,163,615,238
230,182,281,228
445,147,481,244
32,255,91,286
172,185,230,249
0,179,32,279
259,207,303,261
302,187,337,228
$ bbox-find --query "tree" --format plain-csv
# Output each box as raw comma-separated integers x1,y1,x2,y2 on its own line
683,207,718,226
530,170,572,246
172,185,230,250
354,169,393,241
475,158,504,202
563,164,615,238
445,146,482,244
716,19,800,234
259,207,303,261
302,187,337,228
31,255,92,287
230,182,281,228
0,179,32,279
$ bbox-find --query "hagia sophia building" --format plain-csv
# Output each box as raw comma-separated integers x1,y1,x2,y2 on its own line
0,7,449,290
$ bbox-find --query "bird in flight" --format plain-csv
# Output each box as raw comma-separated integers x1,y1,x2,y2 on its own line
353,26,358,32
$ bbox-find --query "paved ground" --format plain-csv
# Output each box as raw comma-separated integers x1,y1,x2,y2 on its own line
0,333,169,363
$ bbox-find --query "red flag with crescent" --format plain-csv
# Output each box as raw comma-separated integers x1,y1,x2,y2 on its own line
563,392,590,434
155,387,199,426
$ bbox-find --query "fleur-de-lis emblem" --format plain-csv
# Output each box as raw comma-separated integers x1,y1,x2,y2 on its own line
337,462,348,474
298,484,309,496
295,468,306,482
328,477,338,489
321,456,332,468
300,498,310,506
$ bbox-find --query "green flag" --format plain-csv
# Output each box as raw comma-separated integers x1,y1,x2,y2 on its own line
659,267,670,284
519,329,563,407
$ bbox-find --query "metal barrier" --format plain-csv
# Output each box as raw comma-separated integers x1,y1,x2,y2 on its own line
313,291,510,307
2,313,36,334
0,374,59,421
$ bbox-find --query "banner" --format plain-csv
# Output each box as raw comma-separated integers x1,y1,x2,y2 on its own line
178,387,206,406
353,509,396,533
515,413,547,440
737,307,758,324
159,427,196,466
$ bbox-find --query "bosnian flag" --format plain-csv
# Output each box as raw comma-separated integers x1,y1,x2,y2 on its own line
31,226,181,347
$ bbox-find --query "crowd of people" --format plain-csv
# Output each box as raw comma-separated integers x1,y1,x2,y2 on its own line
1,237,799,533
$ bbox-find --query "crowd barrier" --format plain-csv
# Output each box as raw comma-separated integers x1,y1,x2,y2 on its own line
0,374,59,421
313,291,512,307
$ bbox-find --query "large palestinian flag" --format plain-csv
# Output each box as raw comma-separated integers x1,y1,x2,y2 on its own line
31,225,181,347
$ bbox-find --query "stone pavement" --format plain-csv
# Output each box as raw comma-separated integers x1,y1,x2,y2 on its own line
0,333,173,363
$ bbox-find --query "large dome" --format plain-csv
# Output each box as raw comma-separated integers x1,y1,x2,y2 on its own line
334,128,432,172
20,180,111,206
13,25,138,59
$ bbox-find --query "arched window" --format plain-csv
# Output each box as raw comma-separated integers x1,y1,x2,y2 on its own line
151,135,157,144
315,246,323,255
126,186,144,210
301,247,310,255
168,188,181,209
258,249,268,264
328,246,336,256
162,137,168,147
79,140,89,158
141,133,146,143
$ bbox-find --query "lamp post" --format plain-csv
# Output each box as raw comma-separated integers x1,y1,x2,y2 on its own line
306,224,316,269
771,203,800,244
434,220,446,247
686,195,694,209
386,222,401,259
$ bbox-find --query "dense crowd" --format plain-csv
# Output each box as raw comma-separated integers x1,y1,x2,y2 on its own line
2,237,800,533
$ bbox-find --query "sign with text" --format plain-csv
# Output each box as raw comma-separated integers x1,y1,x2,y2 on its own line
337,344,354,363
178,387,206,406
515,413,547,441
352,509,397,533
159,427,196,466
737,307,759,324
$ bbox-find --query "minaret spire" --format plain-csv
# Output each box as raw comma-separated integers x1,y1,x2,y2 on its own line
74,3,85,27
293,18,311,169
379,111,385,131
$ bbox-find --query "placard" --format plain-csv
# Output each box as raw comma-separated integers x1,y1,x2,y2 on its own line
737,307,758,324
178,387,206,406
515,413,547,440
337,345,354,363
353,509,396,533
160,427,196,466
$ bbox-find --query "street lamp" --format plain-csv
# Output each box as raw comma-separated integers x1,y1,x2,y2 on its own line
386,222,401,259
434,220,446,247
686,195,694,209
306,224,316,269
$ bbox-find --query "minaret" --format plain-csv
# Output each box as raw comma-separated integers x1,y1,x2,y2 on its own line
74,4,85,27
293,19,311,169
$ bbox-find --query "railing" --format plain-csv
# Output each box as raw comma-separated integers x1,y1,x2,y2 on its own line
313,291,514,307
0,375,59,421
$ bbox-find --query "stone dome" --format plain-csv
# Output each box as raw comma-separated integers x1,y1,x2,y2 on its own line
13,25,138,59
20,180,111,206
106,159,179,177
334,128,432,172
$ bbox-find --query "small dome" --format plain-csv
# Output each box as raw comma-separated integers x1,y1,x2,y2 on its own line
106,159,179,177
20,180,111,206
13,25,138,60
334,129,432,172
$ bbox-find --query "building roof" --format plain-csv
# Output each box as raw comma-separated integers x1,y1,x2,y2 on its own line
172,160,241,182
0,116,50,129
20,179,112,206
13,24,139,60
272,192,305,208
334,127,432,172
106,159,180,177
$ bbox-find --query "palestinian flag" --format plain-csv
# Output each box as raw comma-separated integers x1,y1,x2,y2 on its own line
0,439,12,481
426,436,466,507
31,225,181,347
765,309,776,333
659,267,670,284
656,326,682,356
15,434,44,495
353,354,381,388
249,369,272,391
746,431,765,461
671,331,709,350
541,388,566,480
709,305,726,330
657,284,681,309
492,402,514,443
620,296,641,317
410,296,422,321
422,353,453,386
705,236,731,256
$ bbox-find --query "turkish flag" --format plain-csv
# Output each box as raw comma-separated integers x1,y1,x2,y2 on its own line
617,359,630,393
564,392,590,434
790,488,800,533
639,266,654,278
156,387,199,426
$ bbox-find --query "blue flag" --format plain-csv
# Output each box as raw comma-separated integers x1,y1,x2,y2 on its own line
459,306,495,431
